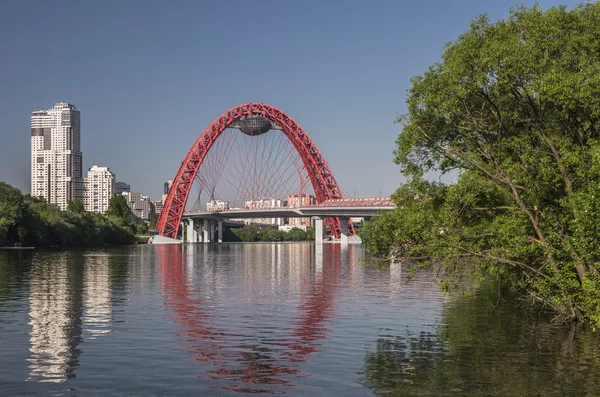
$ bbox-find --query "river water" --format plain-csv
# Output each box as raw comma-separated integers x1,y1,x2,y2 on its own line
0,243,599,396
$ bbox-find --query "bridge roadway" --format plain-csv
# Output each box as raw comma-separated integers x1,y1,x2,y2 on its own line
177,205,396,245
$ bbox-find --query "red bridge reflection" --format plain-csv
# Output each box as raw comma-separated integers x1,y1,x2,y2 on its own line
157,244,343,394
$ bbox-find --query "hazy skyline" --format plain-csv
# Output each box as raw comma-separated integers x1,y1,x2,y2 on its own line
0,0,581,200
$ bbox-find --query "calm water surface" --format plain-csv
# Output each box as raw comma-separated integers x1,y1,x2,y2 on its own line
0,243,599,396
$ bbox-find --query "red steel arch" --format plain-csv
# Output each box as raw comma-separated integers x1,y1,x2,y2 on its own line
157,102,345,239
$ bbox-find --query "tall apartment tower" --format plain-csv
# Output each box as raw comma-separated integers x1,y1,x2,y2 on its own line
31,102,83,210
162,179,173,204
83,165,115,213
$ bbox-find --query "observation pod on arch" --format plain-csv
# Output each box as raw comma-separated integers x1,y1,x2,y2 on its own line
156,102,347,240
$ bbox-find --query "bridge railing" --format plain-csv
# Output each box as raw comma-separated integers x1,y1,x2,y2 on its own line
308,198,395,208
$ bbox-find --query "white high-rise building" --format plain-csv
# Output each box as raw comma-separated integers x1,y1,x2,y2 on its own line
83,165,115,213
31,102,83,210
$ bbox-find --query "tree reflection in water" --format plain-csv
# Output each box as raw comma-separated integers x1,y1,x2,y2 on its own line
360,280,600,397
158,244,342,394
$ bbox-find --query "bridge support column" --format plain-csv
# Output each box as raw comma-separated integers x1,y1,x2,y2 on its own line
196,221,200,243
210,221,215,244
314,217,323,245
203,220,210,243
218,220,223,243
186,219,195,243
340,217,349,246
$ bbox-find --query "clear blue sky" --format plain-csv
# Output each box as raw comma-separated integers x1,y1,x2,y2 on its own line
0,0,583,200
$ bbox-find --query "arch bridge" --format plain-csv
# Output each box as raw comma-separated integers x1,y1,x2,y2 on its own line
154,103,394,244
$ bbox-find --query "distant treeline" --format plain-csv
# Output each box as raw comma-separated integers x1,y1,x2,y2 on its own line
232,224,315,242
0,182,148,247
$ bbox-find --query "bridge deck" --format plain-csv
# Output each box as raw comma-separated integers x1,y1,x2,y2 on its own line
182,205,395,220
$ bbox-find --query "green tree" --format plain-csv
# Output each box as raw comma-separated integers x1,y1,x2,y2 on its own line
362,3,600,325
232,225,260,242
67,199,85,214
105,195,145,234
149,202,159,229
106,195,134,220
0,182,136,247
286,227,307,241
261,227,284,242
0,182,25,244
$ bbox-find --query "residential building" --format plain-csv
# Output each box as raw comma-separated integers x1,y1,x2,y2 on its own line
30,102,83,210
115,182,130,194
83,165,115,213
122,192,151,221
243,198,285,225
162,179,173,204
153,200,163,215
164,180,173,194
287,194,316,227
207,200,229,212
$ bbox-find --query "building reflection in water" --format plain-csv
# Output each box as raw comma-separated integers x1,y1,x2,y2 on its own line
27,251,114,383
158,243,343,394
82,254,112,338
27,253,82,383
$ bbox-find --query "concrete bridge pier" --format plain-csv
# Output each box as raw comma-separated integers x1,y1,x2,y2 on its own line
185,219,198,243
314,217,323,245
210,221,216,243
218,220,223,243
340,217,349,246
203,219,211,243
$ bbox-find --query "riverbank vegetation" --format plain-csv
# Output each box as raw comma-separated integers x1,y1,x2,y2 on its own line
0,182,141,246
232,225,315,242
361,3,600,326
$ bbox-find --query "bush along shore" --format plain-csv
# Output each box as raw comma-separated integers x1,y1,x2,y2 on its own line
232,224,315,242
0,182,149,247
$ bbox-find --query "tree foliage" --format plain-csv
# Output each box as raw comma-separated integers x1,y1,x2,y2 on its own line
232,225,314,242
67,199,85,214
0,182,136,247
106,195,133,220
149,202,159,229
105,195,148,235
362,3,600,325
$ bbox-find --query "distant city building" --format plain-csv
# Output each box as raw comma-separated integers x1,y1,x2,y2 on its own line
122,192,151,221
244,198,285,210
83,165,115,213
153,200,163,215
279,224,307,232
287,194,316,227
164,180,173,194
162,179,173,204
30,102,83,210
115,182,130,195
207,200,229,212
243,198,285,226
350,217,364,226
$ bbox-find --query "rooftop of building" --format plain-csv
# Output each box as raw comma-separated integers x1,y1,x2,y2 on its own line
32,102,78,115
